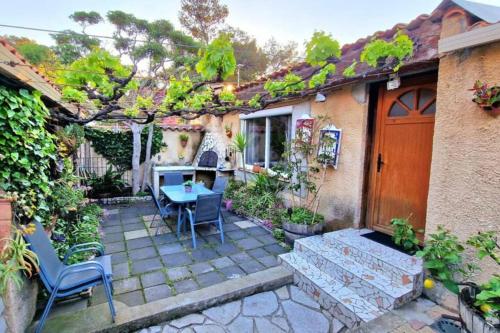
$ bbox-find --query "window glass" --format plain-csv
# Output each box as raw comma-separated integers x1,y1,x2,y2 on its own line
269,115,290,167
245,118,266,166
388,102,409,117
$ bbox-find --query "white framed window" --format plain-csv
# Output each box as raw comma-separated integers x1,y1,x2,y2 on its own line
240,107,292,170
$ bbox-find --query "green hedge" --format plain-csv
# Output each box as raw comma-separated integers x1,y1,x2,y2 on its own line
85,125,165,171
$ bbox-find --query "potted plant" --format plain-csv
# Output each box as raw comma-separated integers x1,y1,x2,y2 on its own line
419,228,499,332
0,191,16,249
470,80,500,116
225,124,233,138
183,180,194,193
252,163,262,173
273,115,332,243
179,133,189,147
282,207,324,244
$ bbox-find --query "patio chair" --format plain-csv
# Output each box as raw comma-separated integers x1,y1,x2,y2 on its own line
162,172,184,185
147,184,177,235
212,176,229,193
183,193,224,249
24,221,115,333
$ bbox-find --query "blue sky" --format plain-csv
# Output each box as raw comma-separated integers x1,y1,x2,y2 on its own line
1,0,499,49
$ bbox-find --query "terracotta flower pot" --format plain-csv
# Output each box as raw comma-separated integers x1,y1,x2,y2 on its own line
180,140,188,148
252,164,261,173
0,198,13,251
226,130,232,138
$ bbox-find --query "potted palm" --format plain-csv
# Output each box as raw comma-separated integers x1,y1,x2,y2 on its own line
232,132,248,186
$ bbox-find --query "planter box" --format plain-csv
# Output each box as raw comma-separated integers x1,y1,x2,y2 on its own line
423,279,459,312
1,273,38,333
283,221,324,244
0,198,13,251
459,286,499,333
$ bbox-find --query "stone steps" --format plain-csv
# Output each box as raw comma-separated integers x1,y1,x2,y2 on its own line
324,228,423,291
278,228,423,329
279,252,385,329
294,236,415,310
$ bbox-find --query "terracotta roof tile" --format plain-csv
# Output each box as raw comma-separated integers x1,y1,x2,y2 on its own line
235,0,481,101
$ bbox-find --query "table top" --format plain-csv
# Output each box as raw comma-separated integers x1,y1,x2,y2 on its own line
160,184,214,203
153,165,195,172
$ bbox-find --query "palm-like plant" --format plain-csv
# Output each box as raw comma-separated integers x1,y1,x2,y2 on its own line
232,132,248,185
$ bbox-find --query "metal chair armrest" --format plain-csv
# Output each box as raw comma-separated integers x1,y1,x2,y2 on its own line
63,243,104,264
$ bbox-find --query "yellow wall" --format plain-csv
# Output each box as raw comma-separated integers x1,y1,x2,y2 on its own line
426,40,500,281
310,85,369,230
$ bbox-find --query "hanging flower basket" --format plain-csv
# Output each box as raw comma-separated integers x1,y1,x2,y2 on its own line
470,81,500,117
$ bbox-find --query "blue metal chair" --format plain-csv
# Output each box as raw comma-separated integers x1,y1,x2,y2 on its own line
183,193,224,248
147,184,177,235
24,221,115,333
162,172,184,185
212,176,229,194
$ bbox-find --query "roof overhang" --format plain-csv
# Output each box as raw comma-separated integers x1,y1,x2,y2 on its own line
438,22,500,52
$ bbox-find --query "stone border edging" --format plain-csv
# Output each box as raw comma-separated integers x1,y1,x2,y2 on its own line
36,266,293,333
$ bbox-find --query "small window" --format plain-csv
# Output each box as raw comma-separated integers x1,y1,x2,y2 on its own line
389,102,409,117
244,115,291,168
399,91,415,110
421,101,436,115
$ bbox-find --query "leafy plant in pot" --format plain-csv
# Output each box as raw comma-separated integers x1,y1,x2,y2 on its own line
183,180,194,193
273,115,331,243
470,80,500,116
179,133,189,147
418,228,499,331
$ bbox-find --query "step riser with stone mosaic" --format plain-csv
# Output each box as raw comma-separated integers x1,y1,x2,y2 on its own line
279,252,385,329
293,236,415,310
323,228,424,292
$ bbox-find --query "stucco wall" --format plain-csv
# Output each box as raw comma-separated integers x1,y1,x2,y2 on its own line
311,84,369,229
426,41,500,281
155,129,202,166
220,84,369,229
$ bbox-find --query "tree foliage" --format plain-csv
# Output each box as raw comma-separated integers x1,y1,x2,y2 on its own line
305,31,341,67
360,31,413,71
263,38,299,73
196,33,236,81
179,0,229,44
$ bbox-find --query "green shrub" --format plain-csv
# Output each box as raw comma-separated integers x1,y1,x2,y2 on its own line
391,217,420,254
84,167,127,198
285,207,324,225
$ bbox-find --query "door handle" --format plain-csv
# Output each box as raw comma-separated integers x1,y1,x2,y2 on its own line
377,153,384,172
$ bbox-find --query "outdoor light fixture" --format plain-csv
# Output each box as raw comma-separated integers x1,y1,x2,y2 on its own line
315,92,326,102
225,83,235,92
387,73,401,90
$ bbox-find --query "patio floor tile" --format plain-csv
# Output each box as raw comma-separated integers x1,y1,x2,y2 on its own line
157,242,184,255
104,241,125,254
162,252,193,267
211,256,235,269
113,262,130,280
222,223,241,232
167,266,191,281
140,271,167,288
115,290,144,306
214,243,240,256
131,257,163,275
124,229,149,240
191,249,219,262
239,259,265,274
196,271,226,287
234,220,256,229
114,277,141,294
229,252,253,264
247,247,270,259
126,236,153,250
144,284,172,302
258,235,279,245
174,278,199,293
128,246,158,261
257,255,279,268
152,233,178,245
121,217,141,225
102,225,122,234
219,265,246,279
264,244,287,255
102,232,124,244
110,251,128,265
245,226,269,236
189,262,214,275
226,230,248,240
123,223,146,232
236,237,263,250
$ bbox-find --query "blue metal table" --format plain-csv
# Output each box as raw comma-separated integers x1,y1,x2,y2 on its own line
160,184,214,237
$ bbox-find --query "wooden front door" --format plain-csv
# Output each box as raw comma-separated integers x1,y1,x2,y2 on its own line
368,78,437,238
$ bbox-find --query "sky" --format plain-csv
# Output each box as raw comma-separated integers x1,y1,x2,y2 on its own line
1,0,500,50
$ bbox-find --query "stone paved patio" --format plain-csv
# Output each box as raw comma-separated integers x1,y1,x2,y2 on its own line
135,286,456,333
97,201,288,307
135,285,345,333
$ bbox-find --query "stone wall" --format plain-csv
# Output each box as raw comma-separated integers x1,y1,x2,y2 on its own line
426,13,500,282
